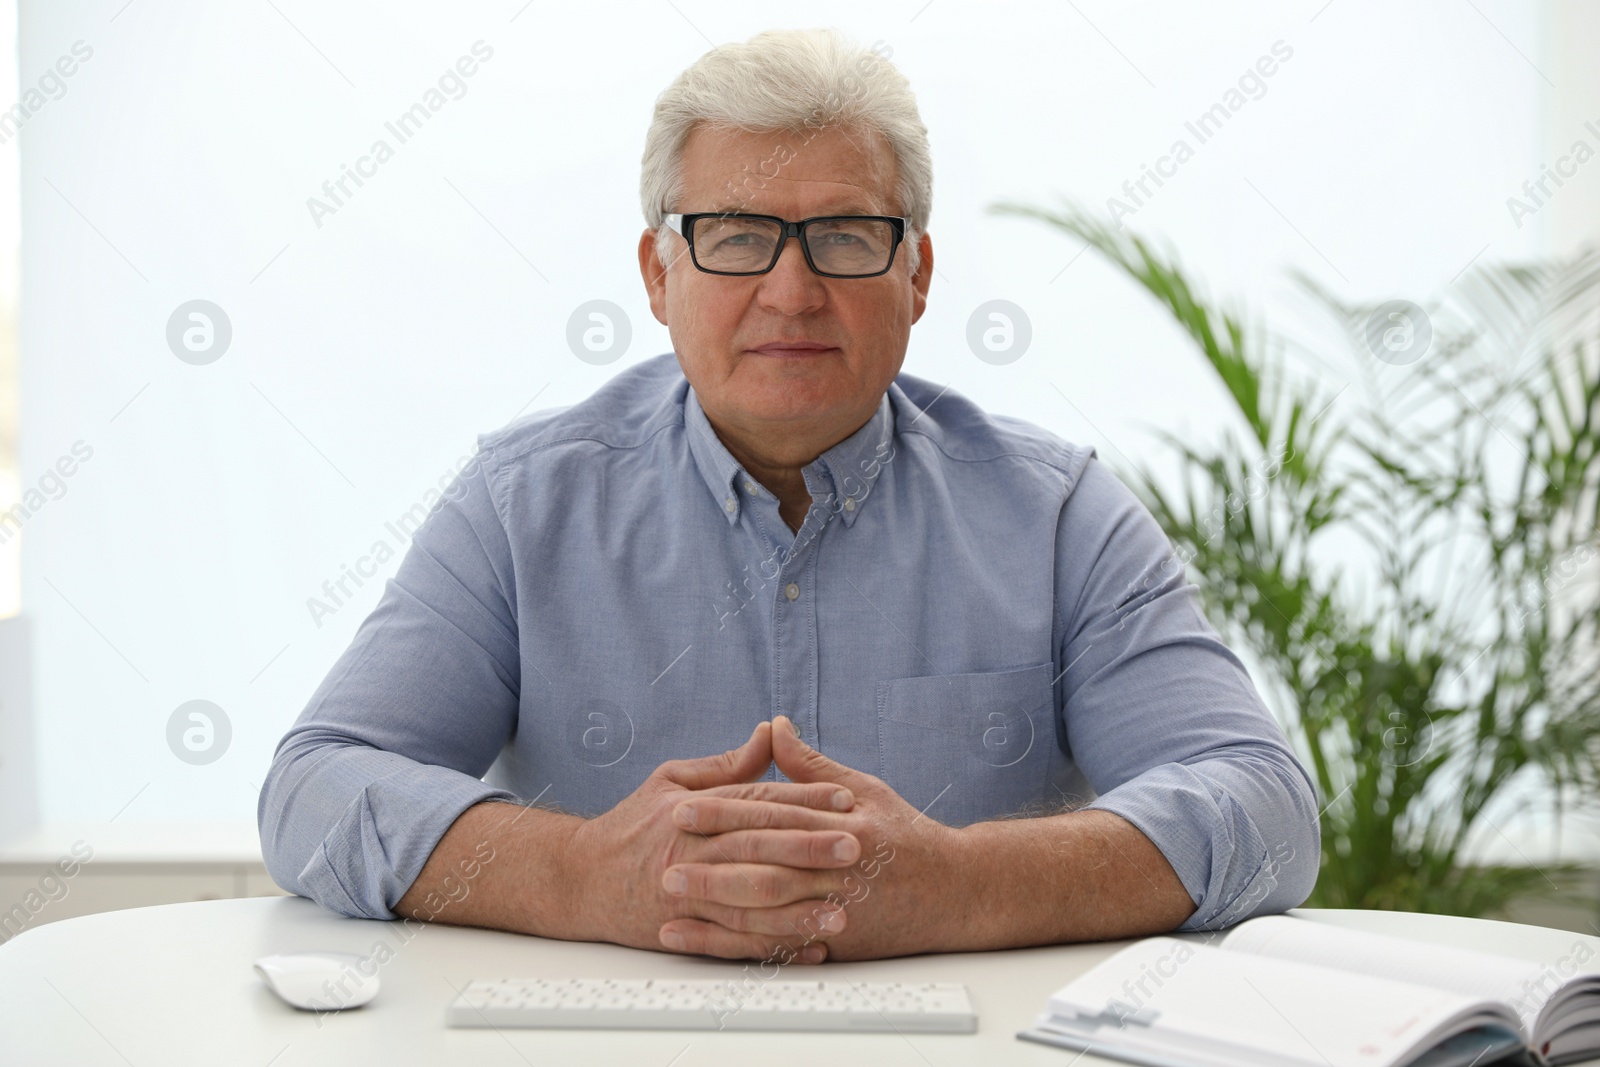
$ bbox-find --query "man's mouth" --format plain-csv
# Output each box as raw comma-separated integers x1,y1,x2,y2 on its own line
747,342,839,357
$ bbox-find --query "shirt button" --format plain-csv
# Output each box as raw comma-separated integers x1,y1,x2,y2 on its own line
843,498,856,512
743,480,757,494
724,498,736,513
784,582,800,601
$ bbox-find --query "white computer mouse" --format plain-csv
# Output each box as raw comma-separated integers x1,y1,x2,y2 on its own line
254,952,380,1011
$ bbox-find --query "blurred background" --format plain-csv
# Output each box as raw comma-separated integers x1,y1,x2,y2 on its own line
1,0,1597,938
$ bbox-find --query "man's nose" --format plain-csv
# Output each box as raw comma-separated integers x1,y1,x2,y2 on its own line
756,236,826,313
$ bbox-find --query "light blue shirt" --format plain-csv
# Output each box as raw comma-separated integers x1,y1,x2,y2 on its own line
258,352,1320,931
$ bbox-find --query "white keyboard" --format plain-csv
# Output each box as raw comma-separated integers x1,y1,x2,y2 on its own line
446,977,977,1033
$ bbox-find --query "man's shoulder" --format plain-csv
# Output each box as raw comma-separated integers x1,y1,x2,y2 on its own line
889,367,1096,489
475,352,687,465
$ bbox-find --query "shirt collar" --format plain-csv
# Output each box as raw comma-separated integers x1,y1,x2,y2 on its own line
683,385,895,529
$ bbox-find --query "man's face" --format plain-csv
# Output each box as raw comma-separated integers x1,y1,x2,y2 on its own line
639,123,934,447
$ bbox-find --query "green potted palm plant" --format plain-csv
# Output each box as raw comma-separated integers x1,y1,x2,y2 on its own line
993,200,1600,918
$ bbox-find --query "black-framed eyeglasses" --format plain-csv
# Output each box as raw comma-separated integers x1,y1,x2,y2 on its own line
664,212,908,278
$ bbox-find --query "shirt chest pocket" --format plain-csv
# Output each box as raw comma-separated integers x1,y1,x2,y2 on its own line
874,662,1056,827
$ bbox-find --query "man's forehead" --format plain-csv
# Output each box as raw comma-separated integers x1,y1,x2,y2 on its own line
677,124,897,213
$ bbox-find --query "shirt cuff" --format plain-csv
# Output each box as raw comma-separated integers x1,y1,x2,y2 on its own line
294,762,518,920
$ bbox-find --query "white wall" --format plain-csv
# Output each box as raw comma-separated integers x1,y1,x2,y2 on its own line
1547,0,1600,255
0,0,20,618
16,2,1556,841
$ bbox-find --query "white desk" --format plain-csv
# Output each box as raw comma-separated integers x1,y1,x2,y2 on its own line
0,896,1593,1065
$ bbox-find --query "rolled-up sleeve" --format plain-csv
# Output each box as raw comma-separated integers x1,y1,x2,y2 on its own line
257,438,522,920
1056,454,1320,930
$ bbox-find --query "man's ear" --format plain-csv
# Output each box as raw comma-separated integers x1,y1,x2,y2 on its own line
638,228,670,326
909,230,933,325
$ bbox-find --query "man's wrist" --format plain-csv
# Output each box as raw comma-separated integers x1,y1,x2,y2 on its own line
942,820,1007,950
547,810,592,940
499,800,590,941
433,799,589,940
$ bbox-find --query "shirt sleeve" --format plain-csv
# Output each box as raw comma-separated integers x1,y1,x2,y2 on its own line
256,438,522,920
1055,452,1320,930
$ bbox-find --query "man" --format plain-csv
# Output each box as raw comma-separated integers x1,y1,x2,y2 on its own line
258,27,1319,965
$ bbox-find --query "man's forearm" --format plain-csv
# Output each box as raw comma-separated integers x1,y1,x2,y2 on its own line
394,785,1195,955
394,800,585,936
953,808,1196,948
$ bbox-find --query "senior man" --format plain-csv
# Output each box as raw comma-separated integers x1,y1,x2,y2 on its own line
259,27,1320,965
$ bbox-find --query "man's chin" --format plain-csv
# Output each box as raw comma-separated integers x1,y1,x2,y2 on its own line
734,365,852,407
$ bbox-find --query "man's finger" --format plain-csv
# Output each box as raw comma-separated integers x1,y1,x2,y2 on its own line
675,827,861,869
692,781,853,811
771,714,864,787
659,918,830,964
656,721,773,790
681,897,849,942
673,796,852,836
662,861,841,909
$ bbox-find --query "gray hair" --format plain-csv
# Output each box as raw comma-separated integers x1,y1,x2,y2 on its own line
640,27,930,276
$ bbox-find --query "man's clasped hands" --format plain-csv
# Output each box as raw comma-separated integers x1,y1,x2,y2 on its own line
562,715,970,964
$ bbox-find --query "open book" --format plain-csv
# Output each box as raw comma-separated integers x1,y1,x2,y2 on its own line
1017,914,1600,1067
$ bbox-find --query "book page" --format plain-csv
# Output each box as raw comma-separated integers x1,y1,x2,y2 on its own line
1040,936,1522,1067
1221,915,1548,1033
